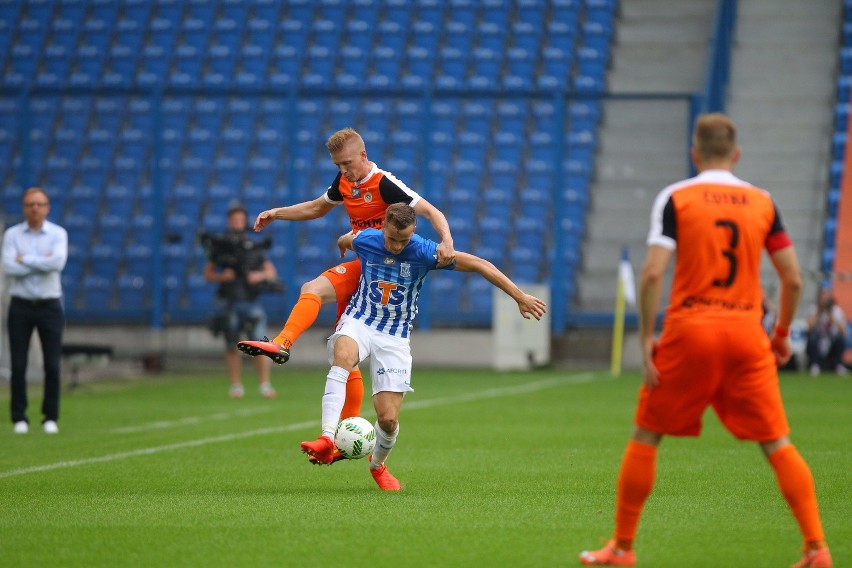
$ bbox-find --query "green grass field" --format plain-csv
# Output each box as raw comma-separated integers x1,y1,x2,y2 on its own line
0,368,848,567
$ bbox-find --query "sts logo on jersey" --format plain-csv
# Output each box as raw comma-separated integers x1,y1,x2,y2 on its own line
369,281,407,306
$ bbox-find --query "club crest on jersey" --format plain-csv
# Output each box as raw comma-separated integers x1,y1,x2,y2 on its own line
400,262,411,277
383,257,396,265
363,192,373,203
351,186,361,198
335,266,347,274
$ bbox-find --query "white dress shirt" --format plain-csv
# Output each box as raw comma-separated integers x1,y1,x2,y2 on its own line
2,220,68,300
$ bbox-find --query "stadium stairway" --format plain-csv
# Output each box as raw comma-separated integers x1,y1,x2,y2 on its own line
726,0,842,306
576,0,717,311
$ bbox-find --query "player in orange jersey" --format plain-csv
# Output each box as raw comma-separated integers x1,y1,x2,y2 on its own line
579,114,831,568
237,128,455,457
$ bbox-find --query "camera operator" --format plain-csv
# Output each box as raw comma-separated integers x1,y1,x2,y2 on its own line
805,286,848,377
203,201,279,399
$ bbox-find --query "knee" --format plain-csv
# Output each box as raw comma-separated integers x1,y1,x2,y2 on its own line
376,415,398,435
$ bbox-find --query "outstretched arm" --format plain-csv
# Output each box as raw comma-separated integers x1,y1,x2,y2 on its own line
453,252,546,320
253,196,337,232
413,198,456,267
769,245,802,364
638,245,672,389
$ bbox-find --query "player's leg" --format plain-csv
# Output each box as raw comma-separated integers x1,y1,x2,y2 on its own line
301,318,364,464
581,322,715,565
369,391,403,491
275,261,359,349
579,426,660,566
366,338,412,490
715,322,831,567
762,439,832,568
272,275,336,348
341,369,364,419
329,261,364,417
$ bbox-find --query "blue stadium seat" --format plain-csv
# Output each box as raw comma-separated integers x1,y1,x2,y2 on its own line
511,21,541,52
81,275,113,310
824,218,838,246
149,16,179,51
63,213,95,248
137,43,170,85
835,103,850,132
186,274,215,308
838,76,852,105
827,187,841,218
429,274,463,314
116,275,148,309
104,184,135,217
467,276,494,314
829,160,844,188
125,244,153,279
163,243,189,279
208,44,237,79
89,243,120,280
515,216,546,249
171,43,204,84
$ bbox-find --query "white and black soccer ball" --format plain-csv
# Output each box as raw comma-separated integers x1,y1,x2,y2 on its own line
334,417,376,460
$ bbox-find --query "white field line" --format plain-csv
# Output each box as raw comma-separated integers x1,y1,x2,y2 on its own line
109,406,278,434
0,372,602,480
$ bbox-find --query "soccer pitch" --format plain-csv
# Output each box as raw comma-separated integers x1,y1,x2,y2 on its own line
0,368,848,567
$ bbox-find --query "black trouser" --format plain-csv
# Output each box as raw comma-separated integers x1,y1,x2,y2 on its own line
7,297,65,424
805,330,845,372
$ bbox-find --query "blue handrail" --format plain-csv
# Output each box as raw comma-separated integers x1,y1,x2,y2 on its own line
703,0,738,113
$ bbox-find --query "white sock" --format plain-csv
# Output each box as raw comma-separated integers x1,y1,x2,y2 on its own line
321,366,349,439
370,422,399,469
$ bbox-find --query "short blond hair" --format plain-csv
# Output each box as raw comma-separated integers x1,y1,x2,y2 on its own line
326,128,364,154
22,187,49,203
693,113,737,162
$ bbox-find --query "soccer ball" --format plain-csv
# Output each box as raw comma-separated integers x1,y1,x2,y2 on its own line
334,417,376,460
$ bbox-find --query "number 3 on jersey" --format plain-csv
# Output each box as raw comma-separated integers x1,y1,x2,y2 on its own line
369,281,407,306
713,219,739,288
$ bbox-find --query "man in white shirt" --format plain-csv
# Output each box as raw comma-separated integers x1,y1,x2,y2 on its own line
2,187,68,434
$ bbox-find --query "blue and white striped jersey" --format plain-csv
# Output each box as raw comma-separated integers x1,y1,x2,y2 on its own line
344,229,455,338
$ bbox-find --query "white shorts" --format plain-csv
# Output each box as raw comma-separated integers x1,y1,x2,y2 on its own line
327,314,414,396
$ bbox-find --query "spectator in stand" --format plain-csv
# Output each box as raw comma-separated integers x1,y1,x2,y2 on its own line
805,286,848,377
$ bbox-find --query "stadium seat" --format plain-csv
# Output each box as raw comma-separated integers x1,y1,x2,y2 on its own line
81,275,113,310
117,275,148,309
125,244,153,279
467,276,494,314
89,243,120,280
186,274,215,308
430,274,463,314
162,243,189,279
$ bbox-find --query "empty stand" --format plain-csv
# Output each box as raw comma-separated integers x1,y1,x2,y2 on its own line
0,0,612,325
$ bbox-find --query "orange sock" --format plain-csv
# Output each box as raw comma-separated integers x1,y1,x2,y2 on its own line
613,440,657,550
274,293,322,348
340,370,364,419
769,444,826,549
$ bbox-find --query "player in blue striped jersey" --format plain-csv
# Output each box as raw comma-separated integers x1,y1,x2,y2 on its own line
301,204,547,490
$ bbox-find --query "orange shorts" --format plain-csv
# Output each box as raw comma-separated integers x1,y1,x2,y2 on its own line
635,317,789,442
322,259,362,320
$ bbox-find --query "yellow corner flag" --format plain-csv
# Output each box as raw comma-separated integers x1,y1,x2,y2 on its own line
611,245,636,376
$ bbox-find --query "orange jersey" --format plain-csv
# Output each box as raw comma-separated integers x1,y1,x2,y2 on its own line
647,170,792,323
323,164,422,233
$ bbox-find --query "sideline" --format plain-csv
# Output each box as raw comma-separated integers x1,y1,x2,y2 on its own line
109,405,278,434
0,372,601,480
